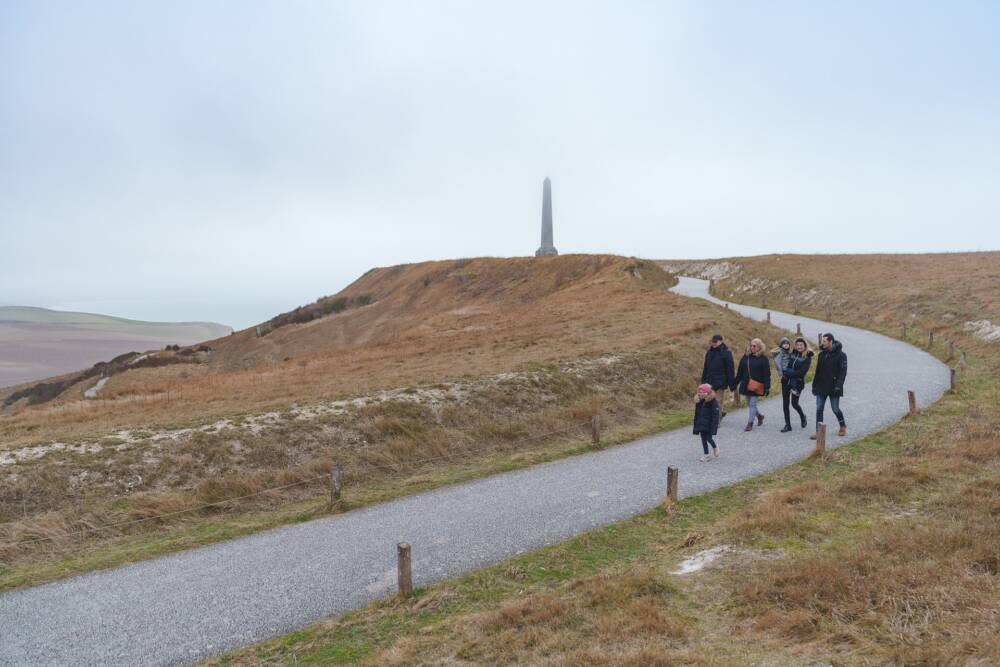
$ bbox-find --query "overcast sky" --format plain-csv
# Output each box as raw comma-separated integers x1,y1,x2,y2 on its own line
2,2,998,329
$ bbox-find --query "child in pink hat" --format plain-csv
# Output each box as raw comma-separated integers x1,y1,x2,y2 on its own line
693,383,720,461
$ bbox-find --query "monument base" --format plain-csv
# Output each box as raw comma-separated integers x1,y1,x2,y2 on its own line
535,246,559,257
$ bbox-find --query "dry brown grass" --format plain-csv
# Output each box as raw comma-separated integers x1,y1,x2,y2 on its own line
0,255,792,586
206,252,1000,667
1,255,721,447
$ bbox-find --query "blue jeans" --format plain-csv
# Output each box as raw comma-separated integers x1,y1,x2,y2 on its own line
747,394,761,424
815,395,845,427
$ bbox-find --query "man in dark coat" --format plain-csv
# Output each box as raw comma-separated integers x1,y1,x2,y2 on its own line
701,334,735,418
811,333,848,438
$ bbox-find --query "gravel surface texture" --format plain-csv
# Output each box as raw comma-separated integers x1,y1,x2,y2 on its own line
0,278,950,666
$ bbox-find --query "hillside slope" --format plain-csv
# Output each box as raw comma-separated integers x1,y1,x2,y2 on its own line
1,255,763,445
0,307,231,389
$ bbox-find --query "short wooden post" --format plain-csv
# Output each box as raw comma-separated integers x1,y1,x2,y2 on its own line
766,311,771,323
796,322,802,335
950,368,956,391
709,278,715,293
902,323,907,338
960,351,967,368
397,543,413,597
814,423,827,457
591,415,601,446
666,466,679,505
928,331,934,348
725,302,729,309
908,390,917,415
948,340,955,360
330,464,342,505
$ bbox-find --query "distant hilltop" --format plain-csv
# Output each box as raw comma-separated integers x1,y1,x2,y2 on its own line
0,306,231,389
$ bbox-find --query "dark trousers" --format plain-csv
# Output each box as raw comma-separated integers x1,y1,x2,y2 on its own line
815,394,845,426
782,380,806,427
698,432,717,454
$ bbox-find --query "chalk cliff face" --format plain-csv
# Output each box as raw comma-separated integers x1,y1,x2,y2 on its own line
0,306,231,388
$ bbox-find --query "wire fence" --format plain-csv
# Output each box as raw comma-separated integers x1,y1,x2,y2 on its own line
0,418,595,551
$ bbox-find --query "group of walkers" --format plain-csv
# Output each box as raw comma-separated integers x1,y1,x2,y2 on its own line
692,332,848,462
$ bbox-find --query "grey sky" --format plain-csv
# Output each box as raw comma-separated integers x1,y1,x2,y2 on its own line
2,2,998,329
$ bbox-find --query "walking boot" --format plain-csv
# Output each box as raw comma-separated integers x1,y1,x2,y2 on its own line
744,423,753,432
756,413,765,426
800,414,808,429
780,424,793,433
838,424,848,437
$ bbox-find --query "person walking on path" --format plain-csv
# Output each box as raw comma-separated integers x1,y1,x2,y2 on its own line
771,337,793,432
811,333,848,439
693,383,720,461
701,334,735,419
735,338,772,432
780,338,812,432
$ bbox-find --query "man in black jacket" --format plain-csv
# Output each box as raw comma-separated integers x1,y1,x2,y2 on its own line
701,334,735,418
811,333,848,438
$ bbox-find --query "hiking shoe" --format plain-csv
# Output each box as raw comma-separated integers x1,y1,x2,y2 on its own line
800,415,808,428
780,425,793,433
756,413,765,426
838,425,848,437
744,423,754,432
713,447,720,459
809,431,818,440
699,454,712,462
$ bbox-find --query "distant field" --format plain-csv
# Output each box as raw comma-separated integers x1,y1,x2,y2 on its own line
0,307,231,389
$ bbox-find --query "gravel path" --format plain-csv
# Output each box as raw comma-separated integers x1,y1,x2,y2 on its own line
0,278,950,666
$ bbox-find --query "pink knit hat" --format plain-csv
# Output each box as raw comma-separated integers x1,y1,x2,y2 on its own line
697,383,713,394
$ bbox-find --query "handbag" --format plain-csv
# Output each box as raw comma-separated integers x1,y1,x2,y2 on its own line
745,356,765,396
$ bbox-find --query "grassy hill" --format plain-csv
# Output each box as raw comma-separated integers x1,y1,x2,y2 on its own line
0,255,789,591
0,306,231,389
205,252,1000,666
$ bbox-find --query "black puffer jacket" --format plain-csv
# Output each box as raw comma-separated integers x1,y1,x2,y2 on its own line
812,341,848,397
735,353,772,396
693,397,720,435
701,343,735,391
784,350,813,392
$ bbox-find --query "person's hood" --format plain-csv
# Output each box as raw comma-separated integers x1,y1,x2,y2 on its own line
779,337,791,346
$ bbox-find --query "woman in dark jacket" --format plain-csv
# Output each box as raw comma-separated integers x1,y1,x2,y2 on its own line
693,383,720,461
781,338,812,432
734,338,771,432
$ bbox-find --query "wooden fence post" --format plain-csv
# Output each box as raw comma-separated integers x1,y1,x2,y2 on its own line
950,368,956,392
948,340,955,360
666,466,678,505
908,390,917,416
397,543,413,598
928,331,934,348
766,311,771,323
902,323,907,338
725,302,729,309
330,464,342,506
591,415,601,446
814,423,827,457
960,351,967,368
796,322,802,335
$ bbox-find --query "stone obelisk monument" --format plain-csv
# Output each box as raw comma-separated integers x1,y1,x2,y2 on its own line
535,177,558,256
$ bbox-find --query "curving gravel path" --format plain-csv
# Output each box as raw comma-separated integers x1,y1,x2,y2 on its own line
0,278,950,666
